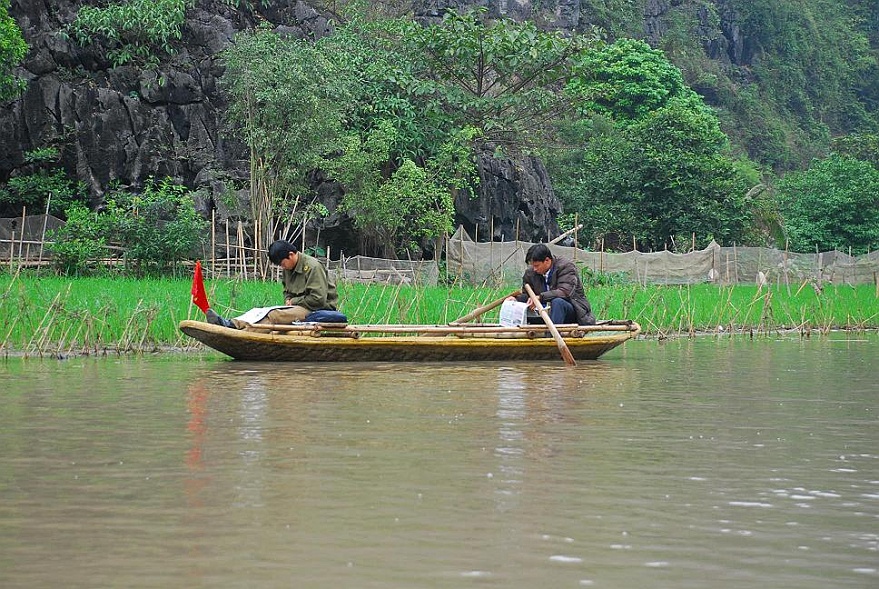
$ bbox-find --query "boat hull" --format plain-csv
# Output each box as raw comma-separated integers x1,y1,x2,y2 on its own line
179,320,639,362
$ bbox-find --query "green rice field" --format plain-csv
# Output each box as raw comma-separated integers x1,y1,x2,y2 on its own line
1,272,877,356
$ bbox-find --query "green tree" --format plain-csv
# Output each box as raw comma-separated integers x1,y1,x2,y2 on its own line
547,39,754,250
404,8,600,149
777,155,879,254
831,133,879,169
312,16,480,257
566,38,705,122
316,15,453,163
0,0,27,101
550,102,752,251
220,25,355,265
324,121,477,258
625,102,753,249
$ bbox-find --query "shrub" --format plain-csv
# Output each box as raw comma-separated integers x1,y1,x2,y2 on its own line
103,177,208,275
65,0,194,67
0,0,27,101
47,204,108,275
48,177,207,276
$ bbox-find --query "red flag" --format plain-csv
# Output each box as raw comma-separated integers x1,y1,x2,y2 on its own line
191,260,210,313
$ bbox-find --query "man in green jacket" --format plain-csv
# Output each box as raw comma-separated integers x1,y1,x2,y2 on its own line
206,240,344,330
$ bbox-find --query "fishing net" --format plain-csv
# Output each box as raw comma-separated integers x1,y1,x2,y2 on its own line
446,226,879,287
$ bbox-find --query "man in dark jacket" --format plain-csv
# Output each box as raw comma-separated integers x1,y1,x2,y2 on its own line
506,243,595,325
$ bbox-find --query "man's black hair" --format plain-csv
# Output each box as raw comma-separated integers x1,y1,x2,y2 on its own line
268,240,299,265
525,243,553,263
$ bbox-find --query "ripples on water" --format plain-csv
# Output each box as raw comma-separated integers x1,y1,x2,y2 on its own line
0,334,876,588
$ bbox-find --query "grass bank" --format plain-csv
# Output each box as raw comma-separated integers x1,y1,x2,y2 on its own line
1,272,877,356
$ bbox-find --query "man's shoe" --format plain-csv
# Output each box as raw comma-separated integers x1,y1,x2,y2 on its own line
205,308,234,328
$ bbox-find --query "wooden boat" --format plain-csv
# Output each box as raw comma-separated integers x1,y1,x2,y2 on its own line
178,319,640,362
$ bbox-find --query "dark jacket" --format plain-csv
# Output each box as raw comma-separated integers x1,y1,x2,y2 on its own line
516,255,595,325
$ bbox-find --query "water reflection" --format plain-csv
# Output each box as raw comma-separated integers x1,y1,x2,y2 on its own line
1,335,876,588
494,368,527,511
236,375,268,508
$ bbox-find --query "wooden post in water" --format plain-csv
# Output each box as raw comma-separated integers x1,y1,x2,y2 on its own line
489,217,494,282
301,215,307,253
19,206,25,261
733,244,739,283
459,227,464,280
225,219,230,277
444,233,449,284
237,221,247,280
38,194,51,273
211,209,216,276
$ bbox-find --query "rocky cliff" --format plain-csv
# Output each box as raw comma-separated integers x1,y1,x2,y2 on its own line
1,0,754,254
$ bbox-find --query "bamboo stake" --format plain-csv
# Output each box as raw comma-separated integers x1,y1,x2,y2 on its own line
225,219,230,277
459,227,464,280
548,224,583,245
450,290,521,324
444,233,449,284
301,215,307,253
211,208,216,276
489,217,494,281
240,322,636,335
19,206,25,261
733,243,739,283
237,221,247,280
38,193,51,273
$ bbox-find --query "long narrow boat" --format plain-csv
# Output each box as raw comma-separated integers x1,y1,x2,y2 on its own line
178,319,640,362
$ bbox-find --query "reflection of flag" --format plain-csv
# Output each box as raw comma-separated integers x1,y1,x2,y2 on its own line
191,260,210,313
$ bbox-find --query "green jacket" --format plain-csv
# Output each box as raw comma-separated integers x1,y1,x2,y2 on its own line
282,253,338,311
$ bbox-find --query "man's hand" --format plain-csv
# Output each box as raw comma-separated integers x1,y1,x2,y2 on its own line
285,298,293,306
507,294,535,309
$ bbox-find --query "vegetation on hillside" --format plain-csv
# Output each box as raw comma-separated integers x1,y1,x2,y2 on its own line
0,0,26,101
546,38,757,251
2,0,878,273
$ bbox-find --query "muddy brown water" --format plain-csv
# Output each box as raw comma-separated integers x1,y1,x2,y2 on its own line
1,334,877,588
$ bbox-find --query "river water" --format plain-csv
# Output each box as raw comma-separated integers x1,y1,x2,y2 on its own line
1,334,877,588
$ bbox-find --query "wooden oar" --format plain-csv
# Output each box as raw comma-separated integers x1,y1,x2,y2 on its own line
524,284,576,367
450,290,521,324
